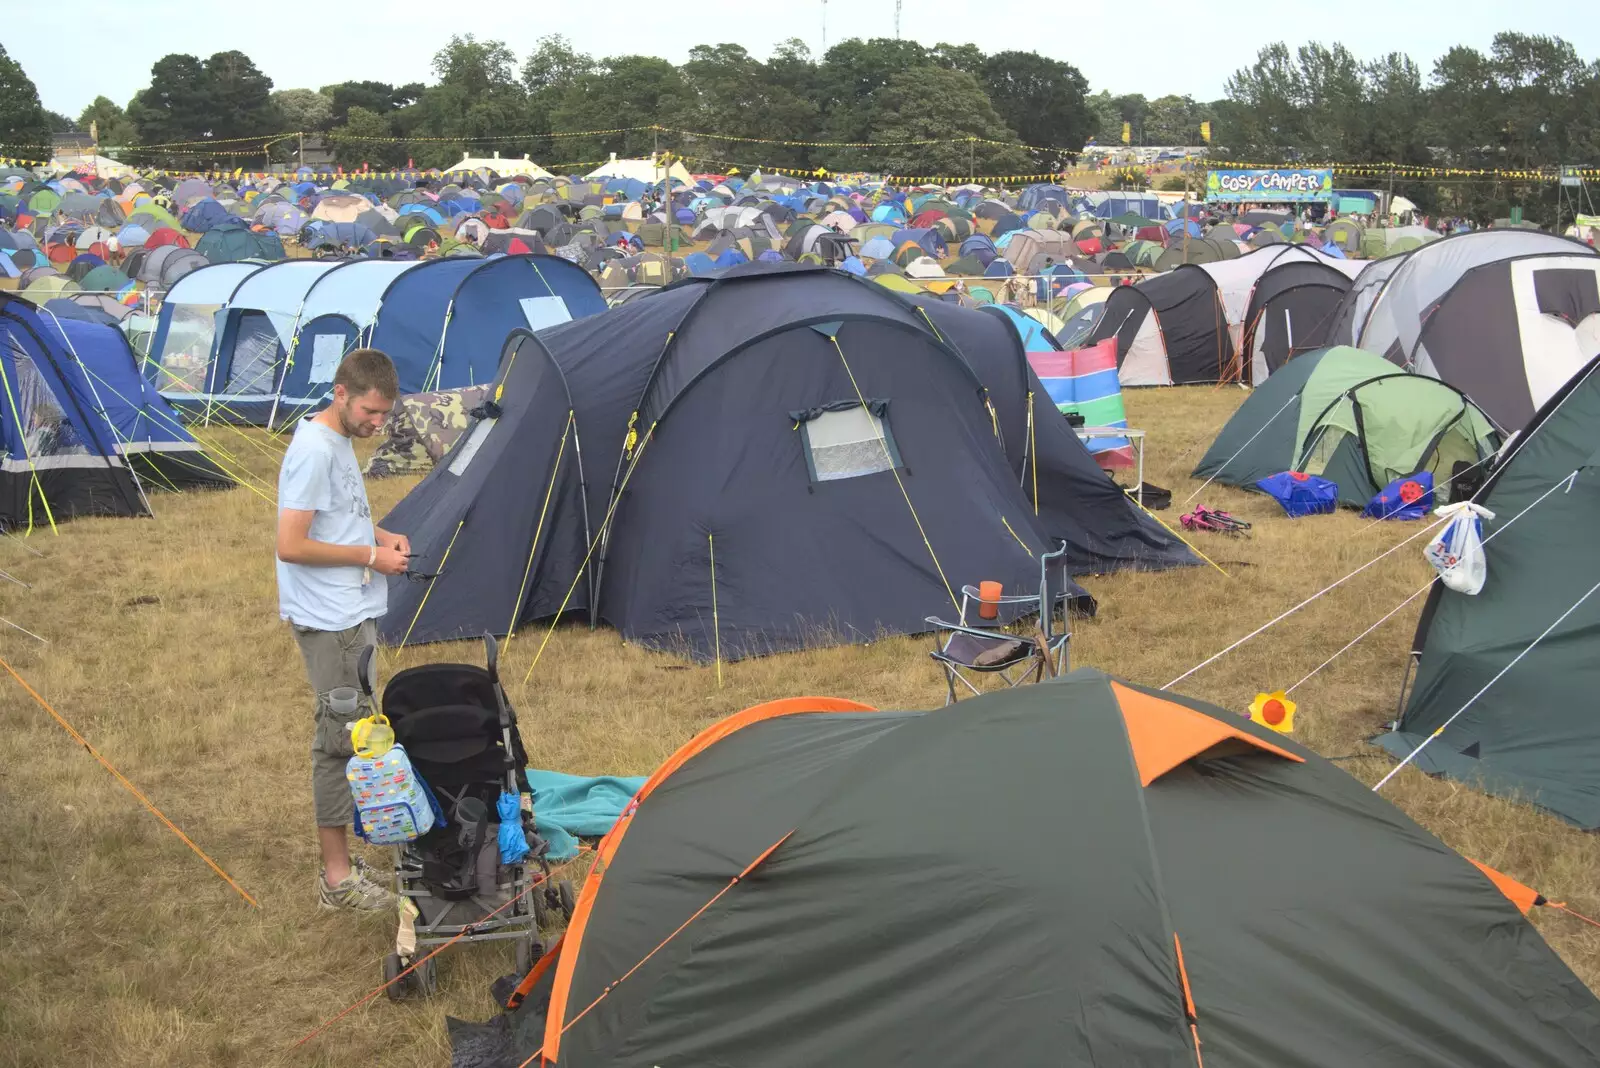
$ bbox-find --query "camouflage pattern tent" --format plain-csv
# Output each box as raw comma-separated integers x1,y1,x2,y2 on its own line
365,384,491,477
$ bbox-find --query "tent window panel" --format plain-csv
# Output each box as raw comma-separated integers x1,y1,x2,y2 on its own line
222,315,282,396
308,334,345,384
5,339,88,459
447,417,497,476
799,404,900,483
156,304,222,392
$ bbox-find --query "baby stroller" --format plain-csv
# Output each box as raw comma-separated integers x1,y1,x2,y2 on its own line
356,636,575,999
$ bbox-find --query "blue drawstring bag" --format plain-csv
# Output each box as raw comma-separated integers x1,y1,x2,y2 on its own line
496,792,531,864
1363,471,1434,520
1257,471,1338,517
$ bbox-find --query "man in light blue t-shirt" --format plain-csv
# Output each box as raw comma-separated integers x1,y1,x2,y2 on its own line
276,348,410,911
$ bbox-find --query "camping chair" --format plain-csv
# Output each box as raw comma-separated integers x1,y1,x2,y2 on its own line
926,544,1073,705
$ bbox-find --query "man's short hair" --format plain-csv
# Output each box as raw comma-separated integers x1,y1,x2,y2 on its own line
335,348,400,401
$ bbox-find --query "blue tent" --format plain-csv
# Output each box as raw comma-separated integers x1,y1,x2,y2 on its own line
180,199,232,233
713,248,749,269
1165,218,1202,237
858,237,895,260
984,259,1015,278
397,204,446,226
1,294,229,528
178,260,344,423
870,202,907,223
146,262,265,399
302,221,379,256
892,228,948,258
683,252,716,276
365,254,607,393
276,260,429,420
960,234,998,266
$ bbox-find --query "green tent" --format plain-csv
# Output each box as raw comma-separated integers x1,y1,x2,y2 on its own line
1192,347,1500,508
1377,355,1600,827
455,670,1600,1067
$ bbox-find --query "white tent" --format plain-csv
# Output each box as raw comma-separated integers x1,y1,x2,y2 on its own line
447,152,553,179
49,153,135,178
585,153,694,187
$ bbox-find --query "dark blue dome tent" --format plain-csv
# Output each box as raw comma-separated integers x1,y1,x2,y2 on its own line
0,294,230,530
363,253,606,394
377,265,1196,659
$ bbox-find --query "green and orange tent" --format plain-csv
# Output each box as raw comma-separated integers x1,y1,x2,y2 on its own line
453,668,1600,1066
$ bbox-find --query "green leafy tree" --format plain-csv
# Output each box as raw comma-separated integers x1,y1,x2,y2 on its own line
321,81,418,126
126,54,212,164
929,42,985,75
1143,94,1198,145
818,38,931,147
1218,43,1306,157
203,50,279,139
328,105,406,168
519,35,596,163
859,67,1031,178
272,88,333,133
404,36,530,168
981,51,1090,167
0,45,51,157
78,96,136,148
550,55,695,164
679,43,818,171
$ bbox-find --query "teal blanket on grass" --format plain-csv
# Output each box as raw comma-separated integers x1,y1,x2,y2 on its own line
525,769,647,861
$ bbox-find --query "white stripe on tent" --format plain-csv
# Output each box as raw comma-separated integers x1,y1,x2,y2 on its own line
3,454,129,472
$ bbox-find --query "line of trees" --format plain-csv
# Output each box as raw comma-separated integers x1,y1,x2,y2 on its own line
3,34,1597,222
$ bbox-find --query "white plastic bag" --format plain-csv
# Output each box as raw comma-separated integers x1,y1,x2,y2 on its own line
1424,502,1496,595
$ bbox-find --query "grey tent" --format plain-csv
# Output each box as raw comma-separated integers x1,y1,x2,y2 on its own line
1403,253,1600,432
378,265,1194,658
453,670,1600,1068
1089,267,1234,386
1379,353,1600,826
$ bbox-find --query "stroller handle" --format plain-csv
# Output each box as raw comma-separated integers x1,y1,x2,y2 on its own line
357,644,378,698
482,632,500,684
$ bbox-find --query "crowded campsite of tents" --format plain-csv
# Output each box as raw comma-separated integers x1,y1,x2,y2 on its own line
7,25,1600,1068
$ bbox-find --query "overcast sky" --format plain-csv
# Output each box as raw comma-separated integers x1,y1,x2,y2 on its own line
11,1,1599,119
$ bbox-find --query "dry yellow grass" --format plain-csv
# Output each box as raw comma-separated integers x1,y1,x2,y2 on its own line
2,385,1596,1068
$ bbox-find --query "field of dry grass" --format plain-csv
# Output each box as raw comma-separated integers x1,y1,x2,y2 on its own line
2,385,1596,1067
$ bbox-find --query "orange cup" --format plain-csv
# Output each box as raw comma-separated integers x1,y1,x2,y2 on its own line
977,580,1003,620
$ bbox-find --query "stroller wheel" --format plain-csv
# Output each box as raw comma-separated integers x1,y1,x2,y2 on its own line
383,954,408,1001
532,890,551,929
515,934,545,977
413,955,439,997
557,879,576,919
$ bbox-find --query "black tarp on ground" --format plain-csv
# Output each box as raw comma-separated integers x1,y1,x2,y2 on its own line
1378,354,1600,827
1089,266,1234,385
452,669,1600,1068
380,265,1192,658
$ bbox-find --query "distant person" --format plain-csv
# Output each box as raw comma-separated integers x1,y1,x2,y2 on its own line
276,349,409,911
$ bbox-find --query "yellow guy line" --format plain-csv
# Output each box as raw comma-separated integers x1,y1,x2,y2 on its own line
501,412,573,651
828,335,958,610
0,654,258,907
393,519,465,650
